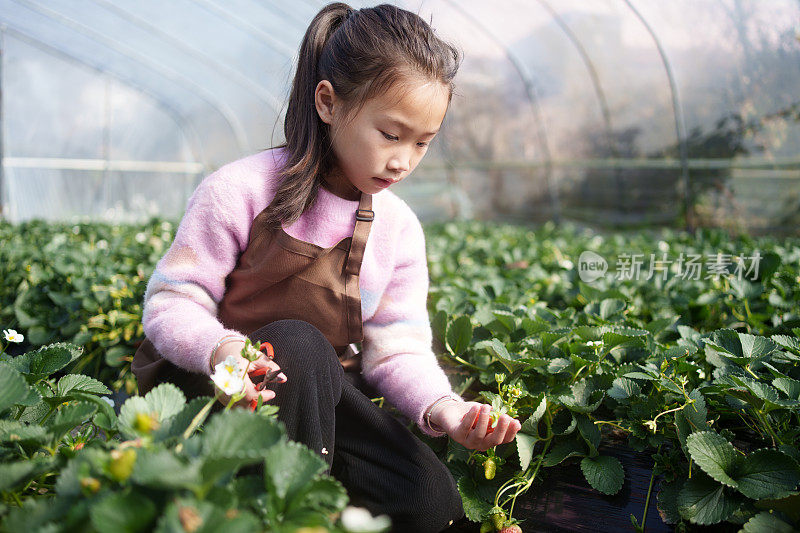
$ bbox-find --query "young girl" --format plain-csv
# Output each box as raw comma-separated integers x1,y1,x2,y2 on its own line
132,3,521,531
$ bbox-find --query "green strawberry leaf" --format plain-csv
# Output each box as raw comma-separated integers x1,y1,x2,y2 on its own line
0,364,38,414
446,315,473,356
686,432,739,488
0,457,53,491
540,328,572,353
773,377,800,400
551,409,576,435
515,431,540,472
543,438,586,467
432,310,447,346
56,374,111,397
656,479,682,525
131,448,202,490
682,389,708,431
705,329,777,364
89,490,157,533
771,335,800,356
575,414,601,457
10,343,83,377
118,383,187,439
602,327,648,352
677,471,740,525
546,358,572,374
153,396,214,442
492,309,517,333
741,511,796,533
203,410,284,458
580,455,624,495
263,440,327,504
607,377,641,401
0,419,49,445
735,449,800,500
156,497,258,533
46,401,97,442
456,476,494,522
559,379,604,414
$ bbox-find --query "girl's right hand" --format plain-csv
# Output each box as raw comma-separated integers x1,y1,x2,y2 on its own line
211,340,287,409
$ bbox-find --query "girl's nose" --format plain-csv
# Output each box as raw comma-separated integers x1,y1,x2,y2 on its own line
388,153,410,173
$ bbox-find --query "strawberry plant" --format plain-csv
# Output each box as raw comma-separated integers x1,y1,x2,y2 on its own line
0,342,388,532
424,221,800,531
3,217,800,531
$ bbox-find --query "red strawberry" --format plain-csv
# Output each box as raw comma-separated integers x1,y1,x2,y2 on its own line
499,523,522,533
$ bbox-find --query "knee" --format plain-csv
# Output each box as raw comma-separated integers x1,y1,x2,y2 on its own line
402,465,464,532
252,319,342,380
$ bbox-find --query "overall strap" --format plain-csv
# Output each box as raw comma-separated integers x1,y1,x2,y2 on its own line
343,192,374,343
345,193,374,276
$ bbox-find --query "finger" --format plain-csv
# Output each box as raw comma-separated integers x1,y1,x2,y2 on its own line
248,355,280,373
254,369,288,391
238,373,276,408
503,419,522,444
251,388,276,406
486,415,512,447
234,377,259,409
459,405,480,438
470,405,491,441
250,359,286,382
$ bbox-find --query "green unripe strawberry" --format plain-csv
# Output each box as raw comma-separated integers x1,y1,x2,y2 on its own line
133,411,159,434
107,448,137,482
484,457,497,480
489,507,506,531
80,476,101,495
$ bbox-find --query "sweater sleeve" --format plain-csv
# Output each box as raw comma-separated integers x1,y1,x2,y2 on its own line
360,213,464,437
141,169,253,375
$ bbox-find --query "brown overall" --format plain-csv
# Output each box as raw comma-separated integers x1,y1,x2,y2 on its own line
131,190,374,396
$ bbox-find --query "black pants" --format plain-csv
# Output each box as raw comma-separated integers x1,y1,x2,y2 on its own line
248,319,465,533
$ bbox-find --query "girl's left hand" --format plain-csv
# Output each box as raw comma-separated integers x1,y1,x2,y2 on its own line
432,401,522,451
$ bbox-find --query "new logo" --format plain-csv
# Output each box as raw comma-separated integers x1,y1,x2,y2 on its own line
578,251,608,283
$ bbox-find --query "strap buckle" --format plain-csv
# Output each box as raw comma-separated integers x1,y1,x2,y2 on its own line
355,209,374,222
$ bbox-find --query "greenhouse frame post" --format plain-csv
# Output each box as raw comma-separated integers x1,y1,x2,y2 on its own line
442,0,560,224
622,0,692,232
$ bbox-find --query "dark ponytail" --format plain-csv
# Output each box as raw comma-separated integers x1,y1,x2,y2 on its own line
265,2,462,229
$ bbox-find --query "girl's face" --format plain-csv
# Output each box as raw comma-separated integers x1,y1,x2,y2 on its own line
315,77,449,200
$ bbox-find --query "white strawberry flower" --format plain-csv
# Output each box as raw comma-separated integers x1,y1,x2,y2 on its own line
218,355,244,377
3,329,24,343
321,447,329,455
340,506,391,533
210,355,246,396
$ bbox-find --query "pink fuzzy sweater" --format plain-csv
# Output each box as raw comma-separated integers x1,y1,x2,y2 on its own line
141,147,464,437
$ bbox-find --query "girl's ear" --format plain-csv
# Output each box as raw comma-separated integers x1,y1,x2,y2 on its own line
315,80,337,125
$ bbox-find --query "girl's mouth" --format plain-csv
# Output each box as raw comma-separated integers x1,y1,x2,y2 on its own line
373,177,392,188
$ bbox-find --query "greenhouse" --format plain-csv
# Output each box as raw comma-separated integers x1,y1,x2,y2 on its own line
1,1,799,532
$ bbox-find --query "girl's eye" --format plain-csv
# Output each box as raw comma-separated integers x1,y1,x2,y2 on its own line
417,142,429,148
382,132,398,141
